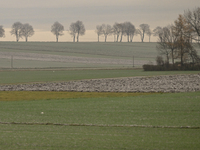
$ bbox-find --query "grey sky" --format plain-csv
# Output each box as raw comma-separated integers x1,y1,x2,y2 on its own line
0,0,199,42
1,0,199,29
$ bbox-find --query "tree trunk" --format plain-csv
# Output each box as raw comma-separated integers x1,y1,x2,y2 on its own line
105,35,107,42
172,50,174,65
77,34,79,42
98,35,99,42
26,37,28,42
56,36,58,42
116,35,119,42
16,35,19,42
73,36,75,42
142,32,144,42
127,35,129,42
120,34,123,42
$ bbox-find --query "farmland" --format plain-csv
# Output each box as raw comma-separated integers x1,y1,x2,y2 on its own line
0,42,200,149
0,91,200,149
0,42,167,68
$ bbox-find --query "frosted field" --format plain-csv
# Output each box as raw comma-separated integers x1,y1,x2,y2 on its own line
0,42,159,68
0,42,199,69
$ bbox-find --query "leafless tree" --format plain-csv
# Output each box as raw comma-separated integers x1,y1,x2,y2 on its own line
51,22,64,42
129,26,136,42
153,26,164,42
75,21,85,42
146,28,152,42
184,7,200,42
157,25,178,65
10,22,23,42
119,23,126,42
69,21,85,42
101,24,112,42
124,22,136,42
20,23,34,42
113,23,122,42
95,25,103,42
137,24,150,42
0,25,5,38
69,23,76,42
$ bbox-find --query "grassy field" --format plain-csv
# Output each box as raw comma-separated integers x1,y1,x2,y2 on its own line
0,42,165,68
0,91,200,149
0,69,199,84
0,42,199,68
1,42,200,149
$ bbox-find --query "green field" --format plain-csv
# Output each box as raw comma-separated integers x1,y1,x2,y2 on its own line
0,42,167,68
1,42,200,149
0,42,199,68
0,69,199,84
0,91,200,149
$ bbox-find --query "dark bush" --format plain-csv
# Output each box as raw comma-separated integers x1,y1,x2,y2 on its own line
156,56,164,66
143,63,200,71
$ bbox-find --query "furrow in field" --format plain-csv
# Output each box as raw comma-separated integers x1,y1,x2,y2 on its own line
0,51,134,65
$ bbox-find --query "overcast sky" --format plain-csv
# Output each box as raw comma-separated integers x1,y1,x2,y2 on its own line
0,0,199,41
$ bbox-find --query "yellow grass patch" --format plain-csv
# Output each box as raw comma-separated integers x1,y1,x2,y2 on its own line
0,91,156,101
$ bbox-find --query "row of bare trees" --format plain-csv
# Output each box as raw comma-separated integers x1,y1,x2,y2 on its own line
156,7,200,67
0,21,85,42
95,22,153,42
51,21,85,42
0,22,34,42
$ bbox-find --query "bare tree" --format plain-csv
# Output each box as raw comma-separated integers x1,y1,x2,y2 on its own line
129,25,136,42
69,21,85,42
0,25,5,38
146,28,152,42
119,23,126,42
75,21,85,42
20,23,34,42
157,25,178,65
95,25,103,42
137,24,150,42
10,22,23,42
124,22,136,42
51,22,64,42
101,24,112,42
184,7,200,42
69,23,76,42
153,26,164,42
173,15,195,66
113,23,122,42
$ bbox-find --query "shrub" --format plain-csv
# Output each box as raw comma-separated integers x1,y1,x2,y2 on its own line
143,63,200,71
156,56,164,66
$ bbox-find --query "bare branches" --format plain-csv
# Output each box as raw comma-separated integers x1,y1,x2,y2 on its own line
124,22,136,42
0,25,5,38
95,25,103,42
153,26,164,42
137,24,150,42
69,21,85,42
184,7,200,43
101,24,112,42
20,23,34,42
10,22,23,42
51,22,64,42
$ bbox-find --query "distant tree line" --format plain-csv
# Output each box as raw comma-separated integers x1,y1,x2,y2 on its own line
0,22,34,42
0,7,199,44
143,7,200,71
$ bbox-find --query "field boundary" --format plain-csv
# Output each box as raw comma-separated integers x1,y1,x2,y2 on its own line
0,122,199,129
